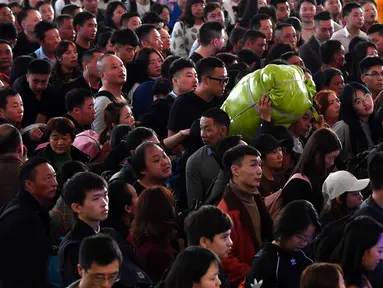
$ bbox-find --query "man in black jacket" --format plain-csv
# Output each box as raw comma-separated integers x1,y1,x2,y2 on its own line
0,157,58,287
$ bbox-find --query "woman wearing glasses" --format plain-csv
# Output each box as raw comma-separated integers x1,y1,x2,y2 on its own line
245,200,321,288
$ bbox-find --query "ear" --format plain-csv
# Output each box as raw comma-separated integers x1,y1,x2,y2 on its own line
141,40,149,48
220,126,228,136
71,202,82,214
172,77,178,87
0,108,5,117
24,179,34,191
361,73,367,84
130,149,134,156
77,264,84,277
231,164,239,177
124,204,132,214
73,107,81,115
335,196,343,204
75,24,81,33
199,237,210,248
99,71,105,79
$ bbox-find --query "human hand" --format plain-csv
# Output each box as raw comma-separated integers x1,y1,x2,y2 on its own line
258,95,272,122
30,127,44,142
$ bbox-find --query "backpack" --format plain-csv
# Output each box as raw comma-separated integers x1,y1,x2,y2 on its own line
72,130,101,161
264,173,312,222
95,90,116,102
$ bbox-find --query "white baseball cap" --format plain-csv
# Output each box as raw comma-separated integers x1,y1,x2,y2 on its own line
322,171,369,201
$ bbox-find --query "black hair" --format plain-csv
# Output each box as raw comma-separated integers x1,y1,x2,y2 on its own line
10,55,34,83
314,10,332,26
273,200,321,241
243,30,266,44
229,27,247,47
73,11,96,31
27,59,52,75
34,20,57,42
284,17,302,32
97,30,113,50
330,216,383,287
81,48,103,63
223,144,260,177
55,14,72,28
0,123,22,154
367,23,383,36
152,78,172,96
214,135,243,169
179,0,205,28
141,11,163,24
151,3,171,18
65,88,93,112
16,7,37,26
298,0,317,11
266,43,293,64
322,67,343,87
131,141,163,179
280,51,299,61
368,151,383,191
134,24,156,45
237,49,261,70
164,246,221,288
110,28,139,47
259,5,277,23
320,40,342,64
79,234,123,271
270,0,289,7
35,1,53,13
162,55,181,79
110,124,133,148
0,22,17,41
250,13,271,30
61,4,81,16
350,41,377,82
203,2,222,19
8,2,21,10
343,2,362,18
105,1,126,29
0,88,18,110
184,205,233,245
120,11,140,26
201,108,230,131
268,58,289,65
198,21,225,46
133,47,164,82
239,0,259,27
216,53,238,67
19,157,51,190
124,126,157,151
63,171,107,207
196,56,225,82
359,56,383,74
58,160,88,191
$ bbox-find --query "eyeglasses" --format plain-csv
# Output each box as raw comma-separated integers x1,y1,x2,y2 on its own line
87,272,120,284
295,234,317,244
365,71,383,78
207,76,230,86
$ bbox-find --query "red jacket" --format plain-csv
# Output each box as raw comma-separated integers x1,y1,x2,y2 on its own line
218,183,273,288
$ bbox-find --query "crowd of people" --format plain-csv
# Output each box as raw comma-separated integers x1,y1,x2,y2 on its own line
1,0,383,287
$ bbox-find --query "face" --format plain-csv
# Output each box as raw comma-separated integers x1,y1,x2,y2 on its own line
22,9,41,34
160,7,170,24
119,105,135,126
212,29,226,52
264,147,283,169
362,65,383,94
146,29,163,52
0,6,15,23
203,231,233,258
142,145,172,181
112,5,126,27
193,262,221,288
344,191,363,209
101,55,127,85
258,0,267,8
1,94,23,123
288,0,299,11
49,131,72,154
280,26,297,50
26,163,57,201
276,2,290,22
324,0,341,15
191,3,204,19
326,74,344,96
76,188,109,222
363,2,377,24
116,44,137,65
232,155,262,189
362,234,383,271
39,3,54,22
79,260,120,288
369,32,383,56
60,44,78,68
287,55,304,67
124,16,141,30
200,117,227,147
316,19,334,41
0,43,12,71
147,52,163,78
77,97,95,125
83,0,98,14
205,67,228,97
323,150,340,170
353,89,374,117
173,67,198,93
259,19,273,42
345,7,364,29
285,224,316,251
324,92,341,121
206,8,224,24
159,28,171,51
248,37,267,57
291,109,313,137
78,18,97,41
58,19,75,41
26,73,50,94
334,45,346,67
299,1,316,23
367,46,378,56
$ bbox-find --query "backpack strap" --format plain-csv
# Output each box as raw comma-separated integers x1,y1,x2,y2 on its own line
94,90,115,102
284,173,312,189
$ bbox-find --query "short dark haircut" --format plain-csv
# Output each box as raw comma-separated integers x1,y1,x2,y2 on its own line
322,67,343,87
19,157,51,190
61,4,81,16
0,123,22,154
120,11,140,26
73,11,95,31
342,2,362,18
243,30,266,44
35,1,52,12
184,205,232,245
298,0,317,11
280,51,299,61
152,78,172,96
222,144,260,177
97,30,113,50
203,2,222,19
229,27,247,47
273,200,321,241
0,88,19,110
79,234,123,271
27,59,52,75
270,0,289,7
368,151,383,191
55,14,72,28
259,5,277,23
125,127,157,151
135,24,156,44
65,88,94,112
110,28,139,47
196,56,225,82
360,56,383,74
63,171,108,207
237,48,261,69
320,40,343,64
216,52,238,66
201,108,230,131
58,160,88,190
199,21,225,46
314,10,332,26
8,2,22,10
0,22,17,41
34,20,57,42
161,55,181,79
250,13,271,30
366,23,383,36
81,48,103,63
131,141,162,179
17,7,37,26
45,117,76,140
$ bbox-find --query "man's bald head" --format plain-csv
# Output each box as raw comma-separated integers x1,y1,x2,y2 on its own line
97,53,118,73
0,123,22,154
